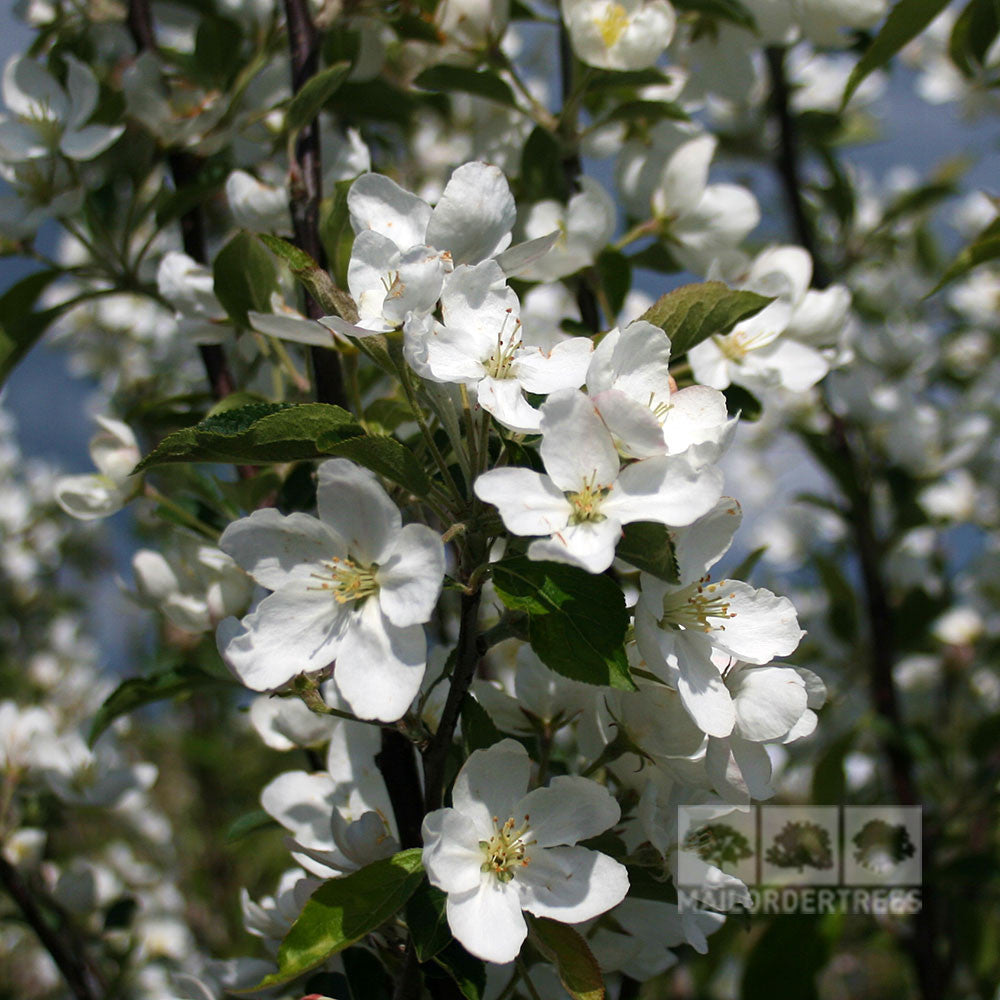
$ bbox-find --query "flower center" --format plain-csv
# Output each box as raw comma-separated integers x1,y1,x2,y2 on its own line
567,477,610,524
485,309,522,379
660,578,736,632
713,327,776,363
595,1,630,47
311,557,379,605
480,815,534,883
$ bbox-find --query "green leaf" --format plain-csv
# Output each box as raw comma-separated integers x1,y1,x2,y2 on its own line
317,430,431,497
213,232,280,328
730,545,767,581
406,881,452,962
520,126,570,203
491,557,635,691
430,941,487,1000
673,0,757,28
723,384,763,421
225,809,279,843
193,14,243,86
0,269,67,386
927,218,1000,294
615,522,680,582
639,281,773,357
342,946,391,1000
257,232,358,322
595,249,632,317
741,915,828,1000
286,61,351,134
528,916,605,1000
320,180,356,290
88,665,227,747
136,402,364,471
414,65,516,107
949,0,1000,76
461,694,503,754
596,99,691,126
246,849,425,992
842,0,951,108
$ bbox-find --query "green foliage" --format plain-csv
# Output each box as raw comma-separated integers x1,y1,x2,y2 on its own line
414,65,517,107
0,269,69,386
842,0,952,107
950,0,1000,77
248,849,425,991
429,941,487,1000
929,216,1000,293
224,809,279,844
520,126,571,202
285,61,351,134
406,881,452,961
257,232,358,322
461,693,503,754
212,232,280,328
491,557,635,690
742,916,829,1000
528,916,605,1000
135,402,364,470
616,522,680,582
672,0,758,29
639,281,774,357
88,664,230,747
315,428,432,496
683,822,754,869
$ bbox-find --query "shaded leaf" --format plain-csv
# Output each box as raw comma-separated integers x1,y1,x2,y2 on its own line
491,557,635,690
246,850,425,991
597,99,691,126
0,269,67,386
89,665,228,747
639,281,773,357
528,916,605,1000
317,430,431,497
842,0,951,107
136,402,364,470
616,522,680,582
723,384,763,421
342,946,391,1000
927,217,1000,294
430,941,487,1000
406,881,452,962
225,809,279,843
213,232,280,327
461,694,503,754
414,65,516,107
257,232,358,322
286,61,351,134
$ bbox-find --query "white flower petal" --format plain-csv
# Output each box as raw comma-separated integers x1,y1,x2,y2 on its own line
527,519,622,573
426,162,516,265
219,508,344,590
377,523,445,627
605,454,723,527
513,337,593,394
539,388,619,492
674,632,735,738
60,123,123,160
451,739,531,833
477,376,542,434
316,459,402,565
422,808,486,895
348,172,431,250
515,777,620,847
516,845,628,922
474,467,571,537
673,497,741,585
334,601,425,722
710,582,804,663
446,878,527,964
731,665,808,741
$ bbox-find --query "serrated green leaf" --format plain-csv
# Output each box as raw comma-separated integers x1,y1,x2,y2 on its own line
406,881,452,962
257,232,358,322
244,850,425,992
491,558,634,691
430,941,487,1000
286,61,351,134
317,430,431,497
528,916,605,1000
88,665,228,747
842,0,951,108
135,402,364,470
639,281,773,357
0,269,68,386
414,65,516,107
615,522,680,582
225,809,279,843
213,232,280,328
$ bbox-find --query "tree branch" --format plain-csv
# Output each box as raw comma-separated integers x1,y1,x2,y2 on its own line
282,0,347,408
0,856,106,1000
376,728,425,849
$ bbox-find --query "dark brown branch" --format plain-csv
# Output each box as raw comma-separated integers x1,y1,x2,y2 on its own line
765,46,830,289
282,0,347,407
0,856,106,1000
127,0,237,404
376,728,425,849
558,23,601,333
423,589,483,812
